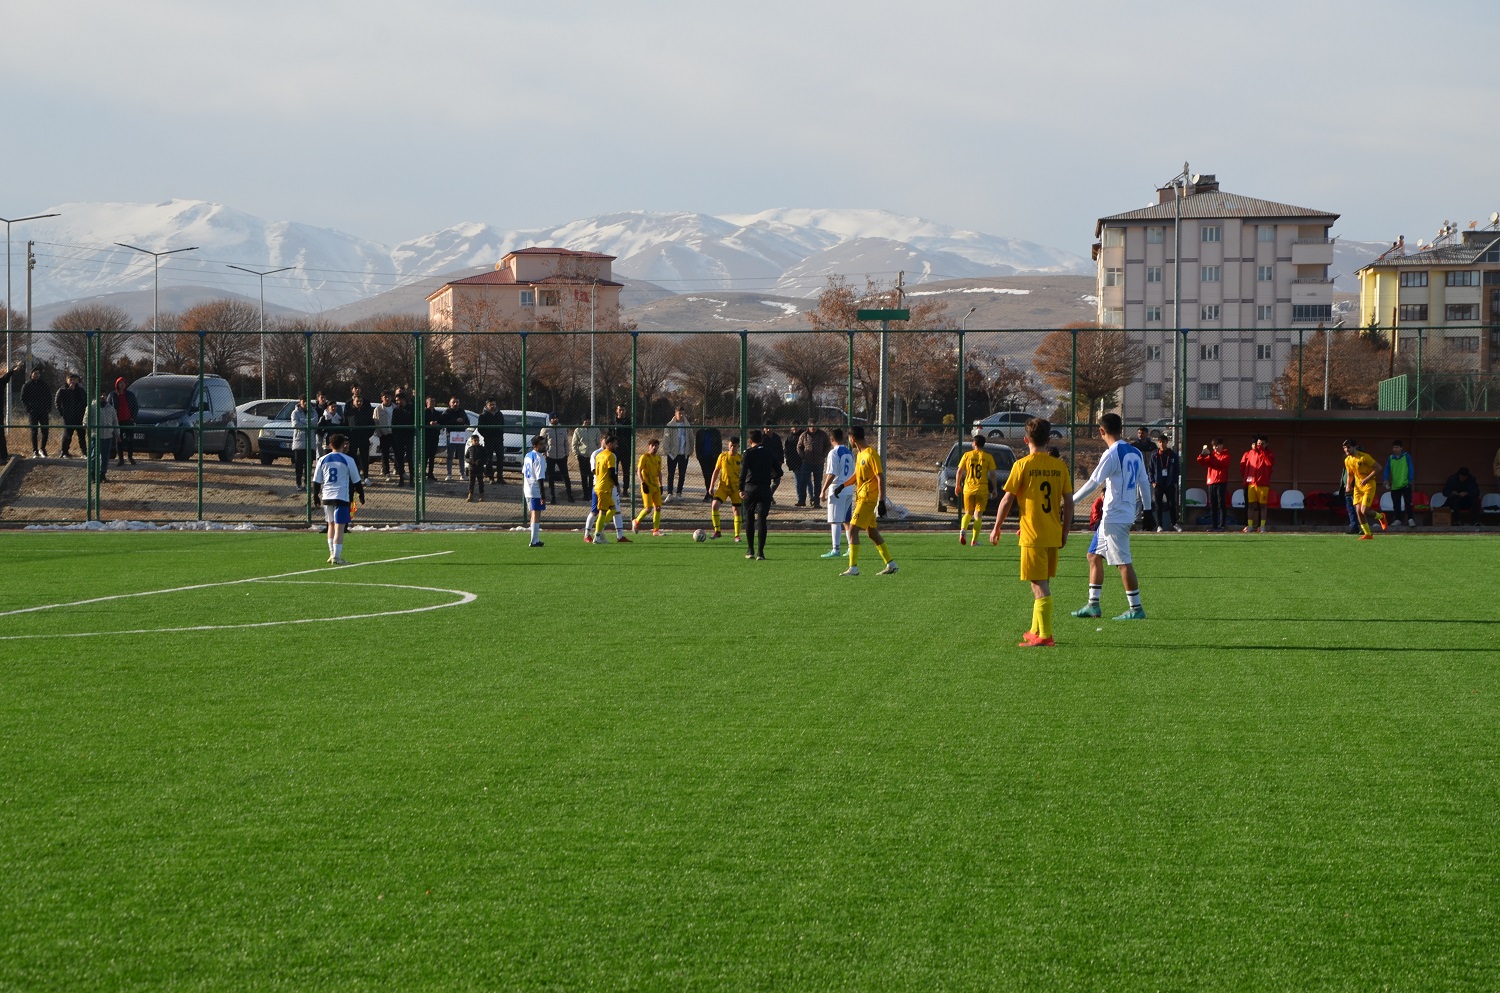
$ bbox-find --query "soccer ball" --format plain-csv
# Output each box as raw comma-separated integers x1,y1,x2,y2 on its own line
693,528,707,542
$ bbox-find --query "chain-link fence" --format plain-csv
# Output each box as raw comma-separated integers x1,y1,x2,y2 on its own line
3,324,1497,527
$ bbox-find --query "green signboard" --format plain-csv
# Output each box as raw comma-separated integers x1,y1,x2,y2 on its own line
856,309,910,322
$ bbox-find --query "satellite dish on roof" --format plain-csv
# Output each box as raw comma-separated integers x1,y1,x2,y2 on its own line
1190,174,1201,184
1491,211,1499,227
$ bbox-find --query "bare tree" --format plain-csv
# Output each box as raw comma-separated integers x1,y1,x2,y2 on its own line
1033,322,1146,422
266,315,353,396
673,334,742,420
47,303,139,378
1271,326,1390,410
177,300,260,377
633,334,677,420
768,331,846,419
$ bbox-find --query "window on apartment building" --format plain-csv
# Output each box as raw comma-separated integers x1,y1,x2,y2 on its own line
1103,308,1124,326
1145,307,1163,323
1201,225,1222,243
539,290,561,307
1146,227,1164,244
1484,270,1500,284
1292,305,1333,323
1201,305,1221,322
1257,265,1274,282
1104,268,1124,287
1399,304,1428,322
1399,271,1428,287
1200,343,1221,361
1145,344,1162,361
1146,266,1162,283
1445,304,1479,321
1103,228,1124,247
1256,305,1274,321
1256,343,1274,360
1255,383,1273,401
1447,336,1480,352
1201,266,1221,282
519,290,535,307
1145,383,1163,400
1198,383,1222,401
1258,225,1276,243
1445,270,1480,287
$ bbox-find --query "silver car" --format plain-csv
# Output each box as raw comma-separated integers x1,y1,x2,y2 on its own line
936,441,1015,513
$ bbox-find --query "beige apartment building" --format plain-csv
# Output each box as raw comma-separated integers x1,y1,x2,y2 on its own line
427,247,623,331
1094,174,1339,421
1355,225,1500,373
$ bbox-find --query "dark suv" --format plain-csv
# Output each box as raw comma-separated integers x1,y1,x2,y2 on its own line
127,374,239,461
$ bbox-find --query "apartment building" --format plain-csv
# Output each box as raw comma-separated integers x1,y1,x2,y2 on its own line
427,247,623,331
1094,174,1339,420
1355,224,1500,373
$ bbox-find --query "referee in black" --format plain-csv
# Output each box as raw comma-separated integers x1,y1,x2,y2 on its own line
739,429,782,560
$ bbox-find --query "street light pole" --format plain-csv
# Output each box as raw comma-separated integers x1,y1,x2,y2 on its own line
227,264,293,399
115,242,199,373
1322,319,1345,410
3,211,60,429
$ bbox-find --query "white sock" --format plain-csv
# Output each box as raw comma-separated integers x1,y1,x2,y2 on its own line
584,512,595,533
1088,583,1102,605
1126,588,1142,610
830,524,842,551
333,542,343,560
530,522,540,542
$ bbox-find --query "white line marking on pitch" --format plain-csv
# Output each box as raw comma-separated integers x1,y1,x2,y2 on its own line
0,551,454,618
0,552,477,641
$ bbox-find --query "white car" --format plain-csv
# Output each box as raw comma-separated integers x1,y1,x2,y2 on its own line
234,398,299,459
972,411,1064,443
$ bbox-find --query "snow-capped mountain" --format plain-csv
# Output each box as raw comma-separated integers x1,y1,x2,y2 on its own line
16,200,1093,319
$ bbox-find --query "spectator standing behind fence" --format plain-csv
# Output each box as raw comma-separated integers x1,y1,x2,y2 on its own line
21,368,52,458
695,424,723,500
1239,436,1274,534
1150,435,1181,532
108,377,138,466
54,372,88,458
464,434,486,502
544,414,573,502
375,391,394,477
0,362,22,461
660,407,692,500
1384,441,1415,527
390,390,414,487
613,403,633,496
797,424,830,509
1442,466,1480,526
1131,427,1159,530
784,424,804,503
1196,437,1230,531
345,393,375,480
571,418,600,497
88,392,118,482
422,396,441,480
477,399,506,484
290,397,311,488
440,396,469,482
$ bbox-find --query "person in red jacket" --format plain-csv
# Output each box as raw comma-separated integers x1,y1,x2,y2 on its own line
1239,435,1275,533
1196,437,1230,531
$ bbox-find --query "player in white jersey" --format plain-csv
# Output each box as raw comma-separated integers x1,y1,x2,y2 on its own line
1069,412,1152,621
522,434,548,547
313,434,365,564
818,427,856,559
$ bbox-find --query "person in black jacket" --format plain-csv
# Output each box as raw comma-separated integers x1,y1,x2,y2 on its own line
739,429,782,560
0,362,22,461
389,390,415,486
344,393,375,479
476,399,507,483
1148,435,1181,532
695,425,723,501
54,372,88,457
20,368,52,457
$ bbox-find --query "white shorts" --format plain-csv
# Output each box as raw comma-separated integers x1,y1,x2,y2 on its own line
826,491,853,525
322,501,351,525
1086,521,1132,566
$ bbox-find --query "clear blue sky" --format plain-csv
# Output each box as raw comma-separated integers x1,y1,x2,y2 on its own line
5,0,1496,252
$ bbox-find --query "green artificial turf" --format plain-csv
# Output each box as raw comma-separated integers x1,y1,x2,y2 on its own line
1,528,1496,991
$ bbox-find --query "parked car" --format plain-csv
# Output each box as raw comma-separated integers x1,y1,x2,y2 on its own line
257,400,391,464
972,411,1064,443
496,410,550,468
234,398,298,459
127,373,238,461
936,440,1015,513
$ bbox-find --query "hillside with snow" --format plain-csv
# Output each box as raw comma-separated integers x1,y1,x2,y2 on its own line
16,201,1093,324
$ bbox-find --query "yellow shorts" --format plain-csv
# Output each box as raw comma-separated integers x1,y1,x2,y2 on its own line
1353,486,1375,510
1246,484,1270,504
640,484,662,508
593,489,615,515
852,498,878,531
712,485,739,505
1020,545,1058,583
962,490,987,515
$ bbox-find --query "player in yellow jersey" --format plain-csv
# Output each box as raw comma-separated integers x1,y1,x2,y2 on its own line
632,437,665,536
707,436,742,540
992,418,1073,647
591,434,622,544
840,425,896,576
1342,439,1385,539
955,433,997,546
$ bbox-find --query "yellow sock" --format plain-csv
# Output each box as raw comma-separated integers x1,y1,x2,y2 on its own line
1361,523,1372,536
1039,596,1053,640
959,512,969,533
875,541,892,565
849,544,860,567
634,510,647,526
733,515,741,539
652,509,660,530
972,521,982,543
711,508,721,531
1030,598,1043,636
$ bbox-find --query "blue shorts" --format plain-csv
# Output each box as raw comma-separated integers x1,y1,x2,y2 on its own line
528,497,546,512
322,500,351,525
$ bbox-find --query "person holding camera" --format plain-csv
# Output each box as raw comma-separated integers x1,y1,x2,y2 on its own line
1196,437,1230,531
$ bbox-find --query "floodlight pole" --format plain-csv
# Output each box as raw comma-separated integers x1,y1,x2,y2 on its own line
115,242,199,373
3,211,59,429
228,264,293,399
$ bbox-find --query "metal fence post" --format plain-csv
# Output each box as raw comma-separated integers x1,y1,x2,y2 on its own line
414,331,426,524
196,331,206,521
